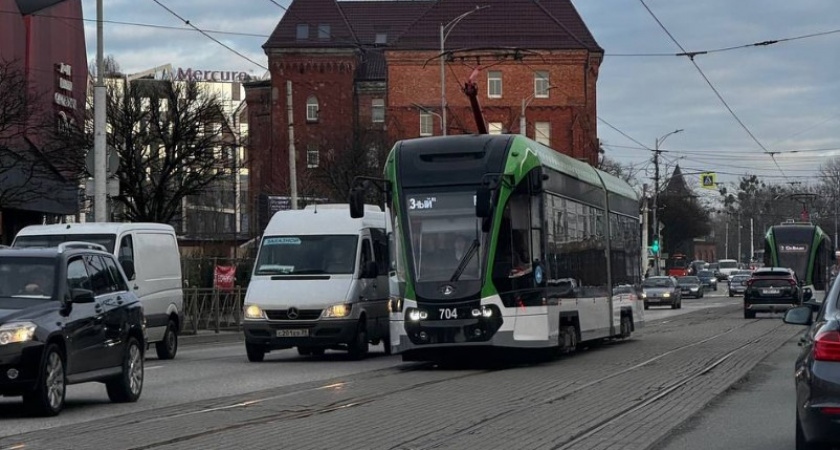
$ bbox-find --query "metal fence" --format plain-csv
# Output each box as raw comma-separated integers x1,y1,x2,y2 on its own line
181,257,255,289
182,287,246,334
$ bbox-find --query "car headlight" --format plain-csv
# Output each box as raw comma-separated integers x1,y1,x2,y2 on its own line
323,303,352,318
641,292,647,298
663,292,671,298
0,322,37,345
690,287,699,291
244,304,266,320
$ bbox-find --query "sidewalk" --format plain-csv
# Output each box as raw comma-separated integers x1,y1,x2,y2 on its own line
179,329,243,346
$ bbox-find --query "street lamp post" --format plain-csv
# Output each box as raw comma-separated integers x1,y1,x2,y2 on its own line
440,5,489,136
651,128,683,275
520,85,557,138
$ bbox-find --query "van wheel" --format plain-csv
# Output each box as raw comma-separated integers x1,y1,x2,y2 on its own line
744,309,756,319
155,320,178,360
310,348,325,356
348,323,369,360
106,337,144,403
23,344,65,416
246,343,265,362
383,336,393,355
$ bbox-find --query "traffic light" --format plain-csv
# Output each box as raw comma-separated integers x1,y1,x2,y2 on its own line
652,237,660,255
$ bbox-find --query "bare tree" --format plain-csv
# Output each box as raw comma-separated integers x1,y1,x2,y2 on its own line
0,59,85,210
105,79,229,222
310,129,391,203
597,156,641,186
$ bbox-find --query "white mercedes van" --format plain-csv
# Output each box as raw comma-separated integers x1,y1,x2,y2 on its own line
243,204,389,362
13,222,184,359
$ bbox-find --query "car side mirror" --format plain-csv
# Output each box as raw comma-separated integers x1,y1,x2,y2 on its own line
783,306,813,326
120,259,136,281
69,288,95,304
362,261,378,279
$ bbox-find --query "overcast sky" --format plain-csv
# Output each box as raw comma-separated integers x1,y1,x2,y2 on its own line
80,0,840,193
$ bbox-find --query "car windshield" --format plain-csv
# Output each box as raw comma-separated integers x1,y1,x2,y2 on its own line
254,235,358,275
677,277,700,284
643,277,671,288
404,191,482,282
0,257,57,300
698,270,713,277
14,234,116,253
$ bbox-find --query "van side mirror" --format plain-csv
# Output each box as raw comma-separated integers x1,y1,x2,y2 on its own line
69,288,95,304
476,187,492,218
362,261,378,279
120,259,136,281
349,188,365,219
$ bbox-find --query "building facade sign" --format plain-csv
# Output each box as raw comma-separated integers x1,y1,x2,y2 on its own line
174,67,252,82
55,62,77,133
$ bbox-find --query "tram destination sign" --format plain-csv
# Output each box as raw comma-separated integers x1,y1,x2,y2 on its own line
406,192,476,213
780,244,808,253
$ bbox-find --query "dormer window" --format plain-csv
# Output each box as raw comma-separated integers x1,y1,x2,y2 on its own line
296,24,309,40
318,24,331,39
374,33,387,45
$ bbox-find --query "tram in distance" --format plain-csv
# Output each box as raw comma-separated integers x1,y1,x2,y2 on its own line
350,133,644,362
763,222,833,293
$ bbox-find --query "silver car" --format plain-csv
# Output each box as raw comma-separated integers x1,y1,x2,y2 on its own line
642,276,682,310
728,274,750,297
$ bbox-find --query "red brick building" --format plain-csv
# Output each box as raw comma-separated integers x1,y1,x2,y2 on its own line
246,0,603,232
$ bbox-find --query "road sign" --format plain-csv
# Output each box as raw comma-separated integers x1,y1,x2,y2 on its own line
700,172,716,189
85,146,120,175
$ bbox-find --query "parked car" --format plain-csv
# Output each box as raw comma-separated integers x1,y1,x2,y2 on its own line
697,270,718,291
0,243,145,416
641,276,682,310
743,267,803,319
13,223,183,360
728,274,750,297
783,293,837,449
677,276,704,298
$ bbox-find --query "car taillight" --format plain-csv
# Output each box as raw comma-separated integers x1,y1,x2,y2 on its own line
814,330,840,362
746,279,754,287
788,279,796,287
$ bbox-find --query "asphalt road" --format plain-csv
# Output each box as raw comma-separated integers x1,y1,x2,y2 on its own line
656,333,801,450
0,341,401,437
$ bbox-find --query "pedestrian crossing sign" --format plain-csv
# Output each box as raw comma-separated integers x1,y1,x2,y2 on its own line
700,172,716,189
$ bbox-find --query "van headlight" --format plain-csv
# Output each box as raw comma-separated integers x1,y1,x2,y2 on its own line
663,292,671,298
244,304,266,320
0,322,37,345
322,303,352,318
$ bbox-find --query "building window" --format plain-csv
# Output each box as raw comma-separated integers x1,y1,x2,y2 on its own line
487,71,502,98
420,112,433,136
535,71,550,98
488,122,503,135
296,24,309,40
535,122,550,145
375,33,387,45
371,99,385,123
318,24,331,39
307,145,319,168
306,96,318,122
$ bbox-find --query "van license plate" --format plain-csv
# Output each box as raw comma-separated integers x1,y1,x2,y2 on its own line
276,329,309,337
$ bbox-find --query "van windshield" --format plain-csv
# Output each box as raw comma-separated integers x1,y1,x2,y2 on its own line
14,234,116,253
718,261,737,269
255,235,358,275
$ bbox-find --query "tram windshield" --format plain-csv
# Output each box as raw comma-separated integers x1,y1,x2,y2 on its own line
404,191,482,282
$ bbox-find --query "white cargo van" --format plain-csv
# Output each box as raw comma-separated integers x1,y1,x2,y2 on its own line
13,223,184,359
243,204,389,362
717,259,740,281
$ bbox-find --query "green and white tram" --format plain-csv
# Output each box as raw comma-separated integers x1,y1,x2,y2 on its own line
351,134,643,361
764,222,832,293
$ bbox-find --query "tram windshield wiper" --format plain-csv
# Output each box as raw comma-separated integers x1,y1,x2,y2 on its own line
450,238,480,282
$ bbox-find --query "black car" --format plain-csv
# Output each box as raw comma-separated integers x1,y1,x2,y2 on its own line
697,270,718,291
744,267,803,319
0,243,145,416
784,289,838,449
677,276,704,298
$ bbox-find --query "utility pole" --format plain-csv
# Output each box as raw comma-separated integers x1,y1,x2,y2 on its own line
93,0,107,221
641,187,649,275
286,80,298,210
725,221,729,259
737,213,742,265
651,129,682,276
750,218,754,264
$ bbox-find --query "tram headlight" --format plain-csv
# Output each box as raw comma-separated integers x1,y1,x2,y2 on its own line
408,309,421,321
471,309,482,318
481,306,493,318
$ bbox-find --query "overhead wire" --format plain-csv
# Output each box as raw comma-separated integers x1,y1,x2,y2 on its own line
149,0,268,70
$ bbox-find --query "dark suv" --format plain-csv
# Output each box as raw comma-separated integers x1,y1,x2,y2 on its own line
0,243,145,416
743,267,803,319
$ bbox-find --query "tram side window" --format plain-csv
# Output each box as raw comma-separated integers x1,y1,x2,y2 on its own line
492,184,533,292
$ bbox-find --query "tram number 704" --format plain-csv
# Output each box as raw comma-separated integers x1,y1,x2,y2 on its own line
439,308,459,320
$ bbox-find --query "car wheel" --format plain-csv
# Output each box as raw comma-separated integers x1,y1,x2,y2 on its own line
297,346,312,356
310,348,325,356
23,343,65,417
348,322,369,360
619,315,632,339
795,411,830,449
155,319,178,360
246,343,266,362
106,337,144,403
744,309,756,319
